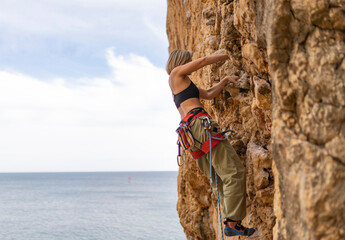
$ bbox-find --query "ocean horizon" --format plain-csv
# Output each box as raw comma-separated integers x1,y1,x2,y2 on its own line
0,171,186,240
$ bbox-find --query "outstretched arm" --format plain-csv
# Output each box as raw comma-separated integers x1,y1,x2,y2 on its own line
172,54,229,77
199,76,239,100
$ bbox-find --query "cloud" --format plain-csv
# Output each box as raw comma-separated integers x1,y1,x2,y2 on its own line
0,0,167,41
0,48,180,172
0,0,169,77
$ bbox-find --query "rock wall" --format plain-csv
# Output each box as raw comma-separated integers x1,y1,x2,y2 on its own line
167,0,345,240
167,0,274,239
268,1,345,240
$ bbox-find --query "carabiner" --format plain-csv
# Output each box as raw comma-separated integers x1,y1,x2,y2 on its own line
201,117,212,131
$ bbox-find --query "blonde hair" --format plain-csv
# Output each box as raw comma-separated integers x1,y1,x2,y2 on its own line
166,50,193,75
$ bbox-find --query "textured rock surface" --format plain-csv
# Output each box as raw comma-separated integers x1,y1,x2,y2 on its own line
268,1,345,240
167,1,273,239
166,0,345,239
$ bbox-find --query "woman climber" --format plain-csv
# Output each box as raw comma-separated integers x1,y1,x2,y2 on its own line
166,50,255,237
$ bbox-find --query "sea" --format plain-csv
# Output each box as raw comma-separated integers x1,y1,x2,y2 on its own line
0,171,186,240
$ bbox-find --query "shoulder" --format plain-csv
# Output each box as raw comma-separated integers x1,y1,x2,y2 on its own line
169,72,191,93
169,66,186,86
170,65,183,77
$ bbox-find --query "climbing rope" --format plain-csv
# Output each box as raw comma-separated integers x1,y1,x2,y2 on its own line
203,119,224,240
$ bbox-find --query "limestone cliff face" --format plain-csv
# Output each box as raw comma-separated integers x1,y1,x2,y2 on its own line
166,0,345,240
268,1,345,240
167,0,273,239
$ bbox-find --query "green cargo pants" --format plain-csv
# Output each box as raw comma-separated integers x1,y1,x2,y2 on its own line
189,117,246,221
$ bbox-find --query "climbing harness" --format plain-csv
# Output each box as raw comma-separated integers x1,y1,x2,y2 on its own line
190,123,233,160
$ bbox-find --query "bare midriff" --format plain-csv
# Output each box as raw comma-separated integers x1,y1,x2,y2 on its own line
177,98,203,119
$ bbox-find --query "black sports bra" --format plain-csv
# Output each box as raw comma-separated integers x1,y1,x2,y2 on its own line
173,81,200,108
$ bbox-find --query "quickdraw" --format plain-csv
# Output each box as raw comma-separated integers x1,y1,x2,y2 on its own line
177,141,186,166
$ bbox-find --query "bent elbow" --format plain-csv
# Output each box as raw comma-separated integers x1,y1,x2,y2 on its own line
205,89,214,100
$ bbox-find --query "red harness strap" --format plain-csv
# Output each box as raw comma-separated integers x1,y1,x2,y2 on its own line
190,132,225,159
181,107,226,159
182,111,209,123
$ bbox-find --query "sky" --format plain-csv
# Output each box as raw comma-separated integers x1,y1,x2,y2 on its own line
0,0,181,172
